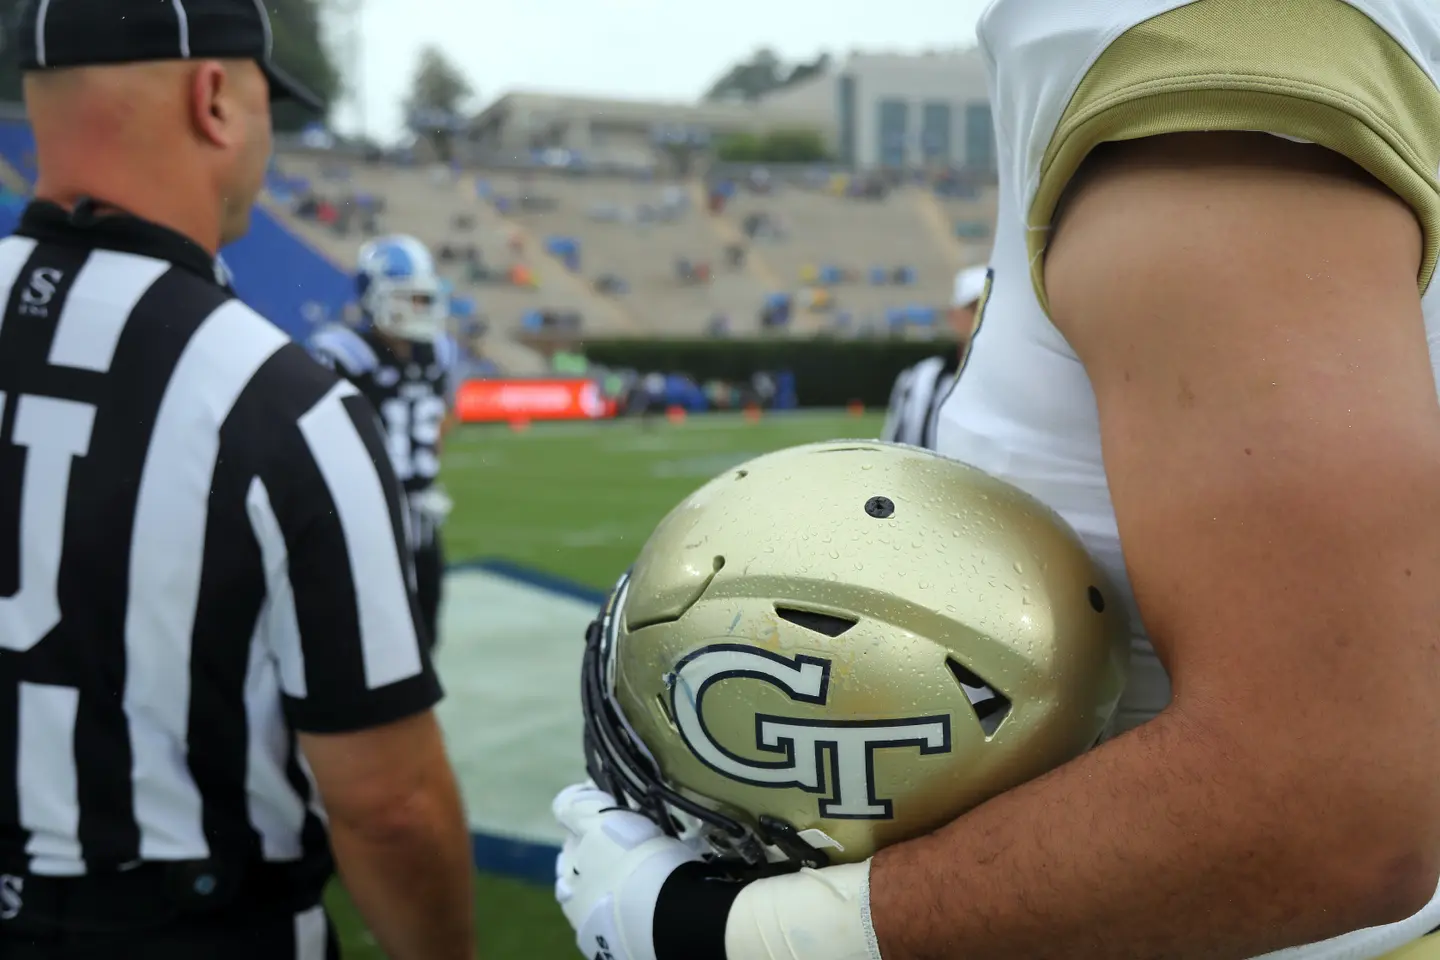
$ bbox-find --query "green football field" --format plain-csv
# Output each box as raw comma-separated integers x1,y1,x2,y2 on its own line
326,409,885,960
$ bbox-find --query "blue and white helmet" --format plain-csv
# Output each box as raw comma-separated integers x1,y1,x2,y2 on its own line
356,234,448,343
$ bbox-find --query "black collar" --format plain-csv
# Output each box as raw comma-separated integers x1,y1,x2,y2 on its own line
17,200,222,286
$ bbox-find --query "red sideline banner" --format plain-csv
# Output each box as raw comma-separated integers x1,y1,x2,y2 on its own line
455,378,617,423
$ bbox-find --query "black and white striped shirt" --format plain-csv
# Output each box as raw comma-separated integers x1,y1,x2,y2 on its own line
0,201,441,879
881,354,959,450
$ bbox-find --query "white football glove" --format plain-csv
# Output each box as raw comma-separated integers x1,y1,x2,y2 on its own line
553,782,702,960
411,486,454,524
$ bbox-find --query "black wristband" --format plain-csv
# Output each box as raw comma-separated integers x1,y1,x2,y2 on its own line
653,860,773,960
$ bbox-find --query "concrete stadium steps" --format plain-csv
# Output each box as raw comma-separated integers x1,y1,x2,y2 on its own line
719,184,965,329
474,332,550,376
256,192,548,374
939,187,1001,268
269,152,1005,341
276,156,636,338
481,172,771,335
266,157,557,370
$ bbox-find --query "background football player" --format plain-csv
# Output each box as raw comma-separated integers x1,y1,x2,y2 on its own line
310,234,458,652
879,265,988,449
551,0,1440,957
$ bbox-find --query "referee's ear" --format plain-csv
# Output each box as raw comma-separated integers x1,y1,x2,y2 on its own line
188,60,246,150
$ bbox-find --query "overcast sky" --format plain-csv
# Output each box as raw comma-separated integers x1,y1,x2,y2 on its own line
330,0,993,141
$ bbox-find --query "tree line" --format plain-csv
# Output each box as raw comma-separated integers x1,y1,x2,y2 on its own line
0,9,829,163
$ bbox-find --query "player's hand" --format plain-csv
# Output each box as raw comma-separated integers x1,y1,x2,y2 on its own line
552,782,702,960
412,486,454,524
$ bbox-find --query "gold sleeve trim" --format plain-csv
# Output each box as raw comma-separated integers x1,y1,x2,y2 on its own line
1374,930,1440,959
1030,0,1440,313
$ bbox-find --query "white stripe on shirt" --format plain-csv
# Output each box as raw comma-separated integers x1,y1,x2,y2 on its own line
48,251,169,372
125,300,288,860
297,382,425,690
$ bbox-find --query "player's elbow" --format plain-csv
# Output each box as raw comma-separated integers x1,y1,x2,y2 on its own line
1352,792,1440,925
1319,833,1440,931
1360,849,1440,928
1183,694,1440,929
329,779,460,847
1326,749,1440,923
1245,725,1440,927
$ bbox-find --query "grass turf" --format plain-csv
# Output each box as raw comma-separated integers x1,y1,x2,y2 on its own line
328,409,884,959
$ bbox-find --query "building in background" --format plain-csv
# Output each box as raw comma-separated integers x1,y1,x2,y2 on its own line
761,49,993,173
466,92,834,172
463,48,993,176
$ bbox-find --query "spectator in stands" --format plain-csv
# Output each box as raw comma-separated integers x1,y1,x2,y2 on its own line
464,247,487,284
760,295,792,331
594,273,629,296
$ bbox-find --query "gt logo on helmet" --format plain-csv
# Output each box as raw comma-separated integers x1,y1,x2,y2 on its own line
669,644,953,819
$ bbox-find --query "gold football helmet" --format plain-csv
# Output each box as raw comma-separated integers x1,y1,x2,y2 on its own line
580,440,1128,869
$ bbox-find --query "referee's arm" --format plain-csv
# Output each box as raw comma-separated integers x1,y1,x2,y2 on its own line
258,371,475,960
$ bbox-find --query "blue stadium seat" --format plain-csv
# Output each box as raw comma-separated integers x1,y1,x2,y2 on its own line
0,122,37,182
224,209,354,341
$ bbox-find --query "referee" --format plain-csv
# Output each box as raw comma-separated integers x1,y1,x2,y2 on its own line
0,2,475,959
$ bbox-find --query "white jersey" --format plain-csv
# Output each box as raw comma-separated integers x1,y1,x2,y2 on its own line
933,1,1440,956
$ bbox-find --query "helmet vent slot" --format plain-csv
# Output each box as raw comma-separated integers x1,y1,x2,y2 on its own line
946,658,1011,737
654,693,678,732
775,607,857,637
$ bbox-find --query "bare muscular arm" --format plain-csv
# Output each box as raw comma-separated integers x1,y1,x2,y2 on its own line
868,133,1440,959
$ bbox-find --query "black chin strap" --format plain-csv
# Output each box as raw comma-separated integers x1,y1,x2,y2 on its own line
578,572,826,869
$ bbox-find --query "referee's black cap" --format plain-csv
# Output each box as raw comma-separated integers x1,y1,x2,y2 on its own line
13,0,324,112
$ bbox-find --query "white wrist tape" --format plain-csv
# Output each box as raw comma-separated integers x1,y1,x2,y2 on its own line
724,860,882,960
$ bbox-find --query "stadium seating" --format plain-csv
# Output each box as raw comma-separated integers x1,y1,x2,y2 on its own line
0,117,998,368
273,153,625,345
266,153,997,341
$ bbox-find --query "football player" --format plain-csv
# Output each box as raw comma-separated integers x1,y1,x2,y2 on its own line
309,235,458,653
558,441,1131,957
880,266,989,448
551,0,1440,957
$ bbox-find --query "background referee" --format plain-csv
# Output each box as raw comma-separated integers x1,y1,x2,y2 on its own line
0,1,476,958
880,265,988,450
